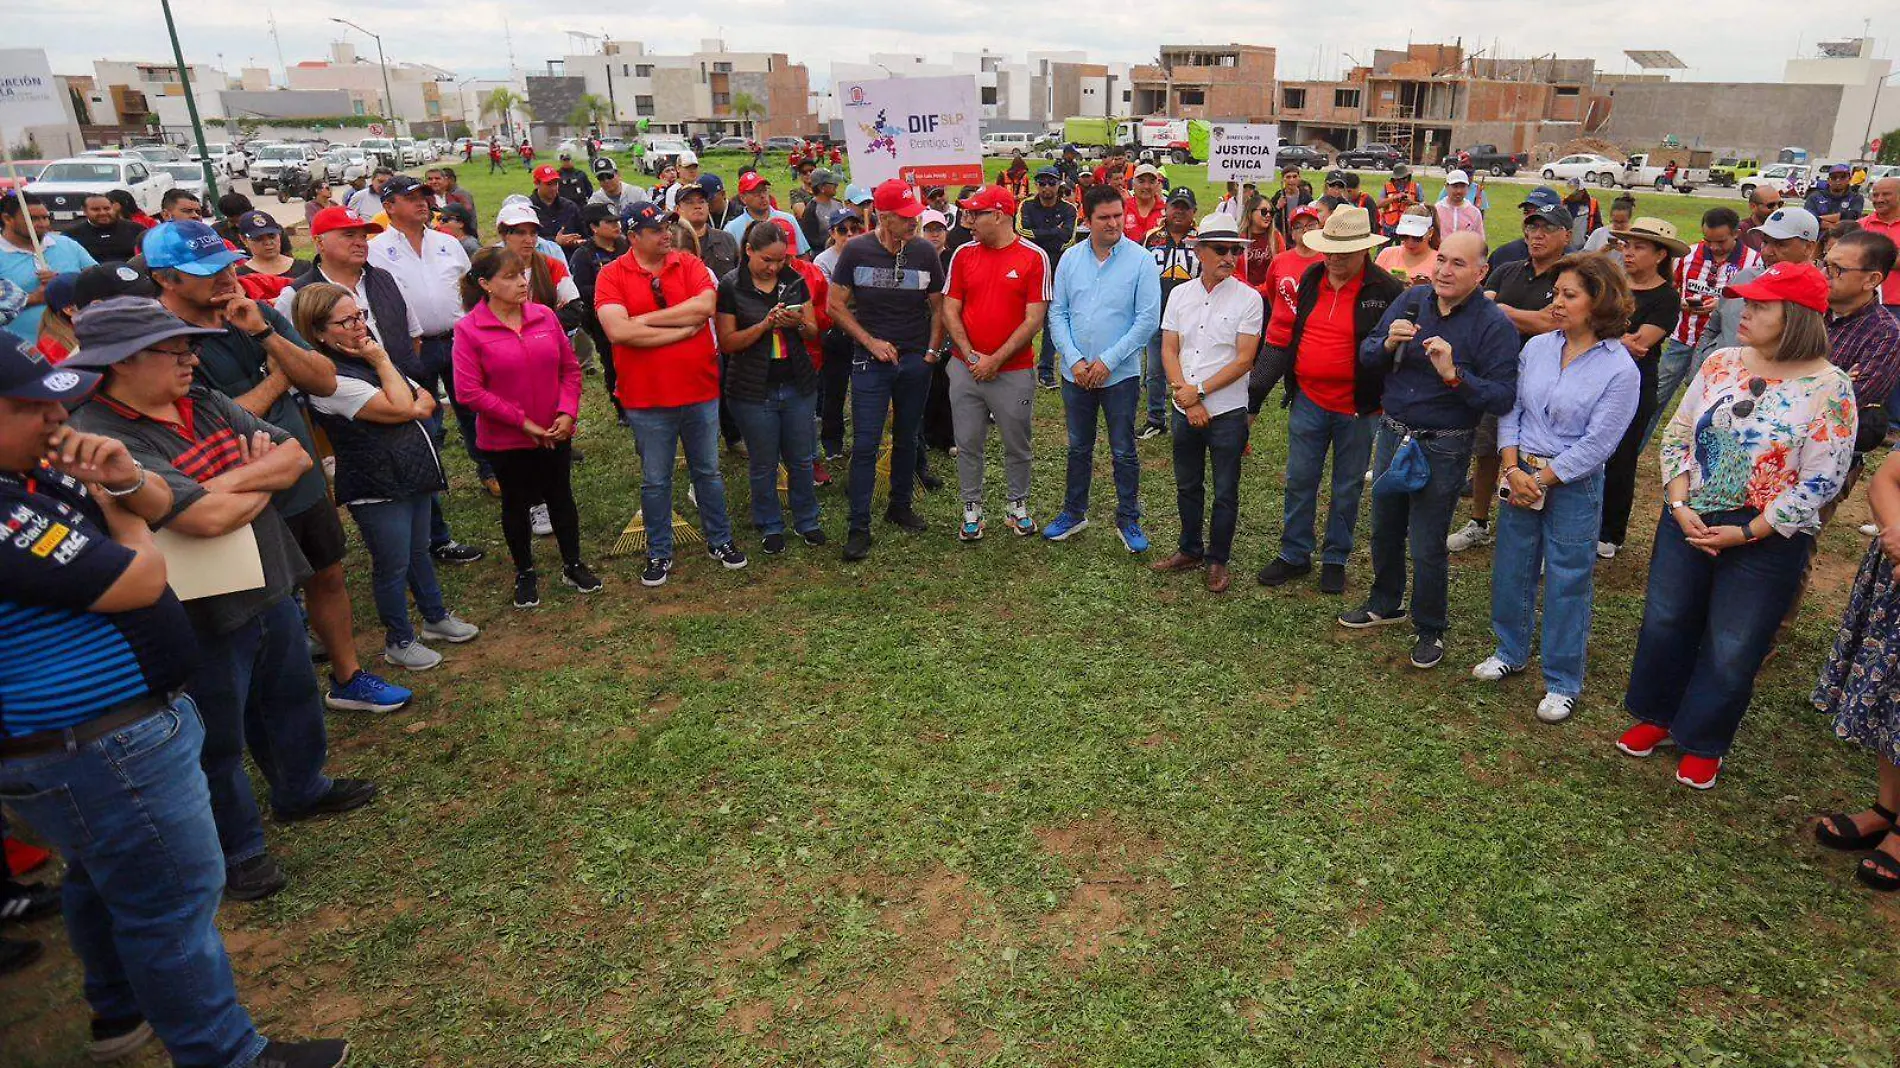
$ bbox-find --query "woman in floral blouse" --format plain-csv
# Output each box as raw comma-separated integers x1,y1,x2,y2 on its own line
1618,261,1857,790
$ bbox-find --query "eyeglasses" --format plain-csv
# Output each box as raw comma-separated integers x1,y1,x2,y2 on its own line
328,311,367,330
144,342,200,362
1823,261,1874,278
1731,376,1767,419
648,276,669,309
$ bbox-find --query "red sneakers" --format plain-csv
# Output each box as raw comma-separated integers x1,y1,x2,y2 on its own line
1675,754,1722,790
1615,722,1672,758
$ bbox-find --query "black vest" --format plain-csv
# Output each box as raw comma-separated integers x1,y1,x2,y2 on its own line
306,358,446,504
289,264,423,379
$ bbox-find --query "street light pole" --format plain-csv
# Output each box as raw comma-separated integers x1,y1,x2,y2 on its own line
331,18,401,139
1861,69,1900,160
161,0,223,211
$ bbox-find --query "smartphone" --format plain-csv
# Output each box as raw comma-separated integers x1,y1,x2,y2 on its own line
780,303,804,315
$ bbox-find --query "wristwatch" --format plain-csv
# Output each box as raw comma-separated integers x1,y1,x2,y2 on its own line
1195,382,1207,401
248,323,274,342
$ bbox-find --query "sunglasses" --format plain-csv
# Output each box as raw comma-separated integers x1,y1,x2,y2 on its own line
648,276,669,309
1200,243,1244,257
1036,178,1058,186
1731,376,1767,419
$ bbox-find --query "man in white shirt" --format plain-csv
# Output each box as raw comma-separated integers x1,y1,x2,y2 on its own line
1150,213,1262,593
367,175,489,493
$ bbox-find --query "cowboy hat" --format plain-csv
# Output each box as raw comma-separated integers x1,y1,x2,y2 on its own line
1302,205,1388,254
1608,216,1690,257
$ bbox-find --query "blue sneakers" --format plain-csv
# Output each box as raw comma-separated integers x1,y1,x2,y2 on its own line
1116,520,1150,553
1042,512,1089,541
324,670,414,713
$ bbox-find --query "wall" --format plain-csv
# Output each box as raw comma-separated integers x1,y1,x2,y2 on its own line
1597,81,1847,158
219,89,355,121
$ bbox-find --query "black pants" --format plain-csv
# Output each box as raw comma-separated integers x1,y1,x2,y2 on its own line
820,331,852,455
1600,357,1659,547
487,443,581,573
583,317,622,417
922,356,954,452
718,354,744,447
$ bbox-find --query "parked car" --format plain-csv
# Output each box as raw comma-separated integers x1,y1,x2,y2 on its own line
1274,144,1329,169
0,159,50,194
1740,162,1814,201
642,137,692,174
1708,156,1761,187
358,137,399,169
554,138,585,159
129,144,186,165
250,142,322,195
153,162,209,201
1540,153,1623,186
1604,152,1707,192
597,137,630,154
1335,143,1402,170
707,136,751,152
189,141,248,179
26,156,169,222
1441,144,1525,176
763,136,804,153
322,147,369,184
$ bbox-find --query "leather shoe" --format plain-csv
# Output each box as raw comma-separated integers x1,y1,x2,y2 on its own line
1149,551,1204,573
1206,562,1231,593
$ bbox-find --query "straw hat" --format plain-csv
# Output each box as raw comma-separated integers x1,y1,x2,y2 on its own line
1302,205,1388,254
1608,216,1690,257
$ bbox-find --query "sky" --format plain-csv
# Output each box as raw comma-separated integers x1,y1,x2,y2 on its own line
16,2,1893,91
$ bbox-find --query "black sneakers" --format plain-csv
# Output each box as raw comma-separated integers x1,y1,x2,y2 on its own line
761,532,787,555
641,557,673,587
428,541,484,565
1338,606,1410,629
1318,563,1347,595
917,469,943,492
1255,559,1311,587
225,854,288,902
1410,635,1446,670
842,528,872,561
277,779,378,823
0,879,60,923
513,570,540,608
884,507,928,533
255,1038,352,1068
89,1015,155,1062
798,528,828,547
707,543,749,570
561,561,603,593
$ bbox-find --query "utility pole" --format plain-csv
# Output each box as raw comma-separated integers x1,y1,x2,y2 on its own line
332,18,401,138
160,0,223,211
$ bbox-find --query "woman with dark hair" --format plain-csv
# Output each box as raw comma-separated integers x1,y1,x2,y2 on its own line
1596,217,1686,560
1237,192,1276,285
714,220,824,554
106,188,155,230
494,200,585,332
293,282,478,670
1473,255,1641,723
1618,261,1856,789
436,203,479,255
452,246,598,608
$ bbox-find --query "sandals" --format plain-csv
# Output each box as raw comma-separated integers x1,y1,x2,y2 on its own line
1858,847,1900,892
1815,802,1896,852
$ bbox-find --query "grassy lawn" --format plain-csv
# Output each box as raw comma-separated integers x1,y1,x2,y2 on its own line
7,152,1898,1066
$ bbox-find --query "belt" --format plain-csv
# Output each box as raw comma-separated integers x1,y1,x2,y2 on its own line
1382,415,1475,440
420,332,454,342
0,690,183,760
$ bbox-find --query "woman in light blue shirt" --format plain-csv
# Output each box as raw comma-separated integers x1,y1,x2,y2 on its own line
1474,255,1640,723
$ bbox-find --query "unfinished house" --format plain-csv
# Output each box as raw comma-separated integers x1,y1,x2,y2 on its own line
1361,44,1597,165
1130,44,1276,121
1277,77,1366,152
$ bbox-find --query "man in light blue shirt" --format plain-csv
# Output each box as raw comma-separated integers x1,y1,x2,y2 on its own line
1,193,97,341
721,173,810,255
1043,184,1161,551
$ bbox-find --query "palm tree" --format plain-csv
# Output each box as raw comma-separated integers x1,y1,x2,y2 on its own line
481,87,527,143
568,93,613,134
731,91,761,137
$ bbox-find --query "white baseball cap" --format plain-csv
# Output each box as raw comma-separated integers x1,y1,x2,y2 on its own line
678,150,700,167
1395,213,1433,238
495,195,540,229
1445,169,1471,186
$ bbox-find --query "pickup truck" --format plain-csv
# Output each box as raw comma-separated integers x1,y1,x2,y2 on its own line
25,157,170,223
1606,153,1707,193
1441,144,1525,177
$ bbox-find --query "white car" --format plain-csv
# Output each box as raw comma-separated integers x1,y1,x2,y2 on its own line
192,141,249,179
393,137,427,167
250,143,321,195
1539,154,1622,187
27,156,170,223
642,138,690,175
154,161,210,201
322,147,369,183
1741,163,1814,201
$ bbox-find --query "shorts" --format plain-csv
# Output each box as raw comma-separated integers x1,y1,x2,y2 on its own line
1475,413,1500,459
281,500,348,572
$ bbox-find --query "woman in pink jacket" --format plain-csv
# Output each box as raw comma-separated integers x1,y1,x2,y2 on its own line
453,246,600,608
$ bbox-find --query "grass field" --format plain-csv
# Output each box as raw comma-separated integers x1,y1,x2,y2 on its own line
7,151,1899,1067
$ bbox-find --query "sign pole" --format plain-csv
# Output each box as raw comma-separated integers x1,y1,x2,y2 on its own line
160,0,224,215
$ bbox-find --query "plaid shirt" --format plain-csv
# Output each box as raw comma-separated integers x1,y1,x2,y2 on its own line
1670,241,1759,346
1828,299,1900,410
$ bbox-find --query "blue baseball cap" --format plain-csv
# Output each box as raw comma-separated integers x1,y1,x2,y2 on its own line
42,272,80,314
844,184,873,205
0,333,97,402
141,221,243,277
1517,186,1562,211
621,201,668,233
697,174,725,198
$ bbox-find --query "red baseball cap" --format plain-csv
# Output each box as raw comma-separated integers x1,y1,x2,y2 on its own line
532,164,559,185
309,206,384,237
873,179,923,219
957,185,1017,216
1724,260,1828,315
737,172,771,194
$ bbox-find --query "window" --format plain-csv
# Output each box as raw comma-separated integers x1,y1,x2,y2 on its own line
635,95,655,116
1179,89,1204,106
713,62,733,74
1281,87,1306,110
712,92,731,107
635,64,653,78
1333,88,1361,109
1555,86,1580,97
981,86,998,105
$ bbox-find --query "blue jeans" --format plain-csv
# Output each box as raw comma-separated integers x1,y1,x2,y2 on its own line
1060,377,1141,523
0,699,266,1068
1279,392,1375,568
627,398,735,558
1645,338,1700,443
1490,470,1605,697
1143,330,1169,425
347,493,448,646
1170,406,1249,563
1624,508,1812,757
846,348,931,530
1367,424,1474,639
188,595,335,862
730,383,821,536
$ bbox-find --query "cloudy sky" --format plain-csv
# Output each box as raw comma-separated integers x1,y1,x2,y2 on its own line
17,2,1893,89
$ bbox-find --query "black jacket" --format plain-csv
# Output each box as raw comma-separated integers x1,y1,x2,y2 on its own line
1282,259,1407,416
286,263,423,377
556,167,593,205
61,219,145,262
305,358,446,504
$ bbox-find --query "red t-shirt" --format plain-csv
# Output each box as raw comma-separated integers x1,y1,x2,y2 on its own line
1293,273,1363,415
594,250,720,409
946,237,1052,373
1123,196,1166,245
1259,249,1322,348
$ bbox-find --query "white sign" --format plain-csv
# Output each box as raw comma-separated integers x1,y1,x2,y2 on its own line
1206,123,1281,183
0,49,68,140
838,75,983,189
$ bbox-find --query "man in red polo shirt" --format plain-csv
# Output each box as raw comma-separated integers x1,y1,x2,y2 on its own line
1123,163,1167,245
1863,176,1900,315
941,185,1052,541
595,202,746,586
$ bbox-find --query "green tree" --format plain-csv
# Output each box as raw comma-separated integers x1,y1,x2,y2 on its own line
482,88,528,142
1878,128,1899,165
567,93,613,133
731,91,761,136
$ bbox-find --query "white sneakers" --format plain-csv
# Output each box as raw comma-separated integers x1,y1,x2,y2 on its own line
530,503,552,536
1596,541,1618,560
421,614,481,644
1471,656,1523,682
1446,519,1493,552
1535,693,1577,723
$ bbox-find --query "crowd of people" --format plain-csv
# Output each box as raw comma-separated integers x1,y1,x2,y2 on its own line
1,142,1899,1066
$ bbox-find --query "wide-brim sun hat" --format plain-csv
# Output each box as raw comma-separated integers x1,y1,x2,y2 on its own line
1302,205,1388,254
1609,216,1690,257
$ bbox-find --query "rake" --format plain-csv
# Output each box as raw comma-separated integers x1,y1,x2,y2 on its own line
609,510,704,556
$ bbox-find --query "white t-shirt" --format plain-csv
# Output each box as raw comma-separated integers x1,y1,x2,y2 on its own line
1160,274,1264,418
812,246,842,280
305,374,423,420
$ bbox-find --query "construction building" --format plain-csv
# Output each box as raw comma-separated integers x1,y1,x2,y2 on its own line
558,39,816,140
1130,45,1276,122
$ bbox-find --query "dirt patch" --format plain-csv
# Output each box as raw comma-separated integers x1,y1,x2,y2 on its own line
1032,813,1172,968
1033,813,1166,874
1131,731,1174,749
1808,547,1862,596
720,897,804,964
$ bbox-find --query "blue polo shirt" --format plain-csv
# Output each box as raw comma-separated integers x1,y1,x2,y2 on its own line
1,232,97,341
0,464,198,737
1360,284,1520,431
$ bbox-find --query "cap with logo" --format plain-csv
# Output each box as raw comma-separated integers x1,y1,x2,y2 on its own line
1290,203,1324,225
41,273,80,315
1757,205,1821,243
309,206,385,238
0,334,97,402
1395,213,1433,238
843,184,873,206
592,156,618,177
141,221,244,277
72,263,157,310
956,185,1017,216
1167,186,1198,209
531,164,560,185
382,174,427,199
872,179,924,219
673,179,709,203
1829,163,1852,175
1325,170,1349,186
698,174,726,197
1524,203,1573,230
737,173,771,195
1724,260,1828,313
621,202,668,233
236,210,282,239
829,210,862,232
495,198,542,229
1034,166,1060,183
62,296,225,371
